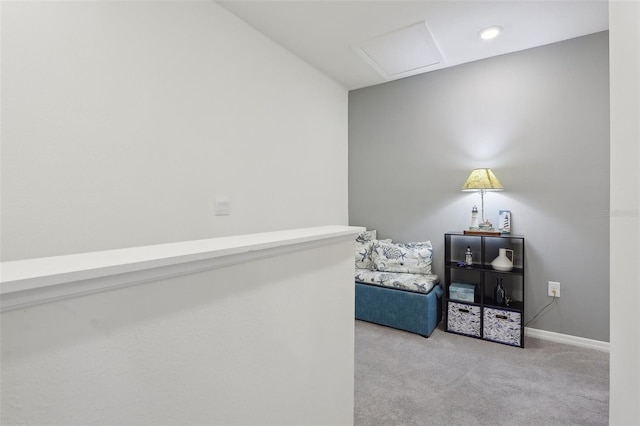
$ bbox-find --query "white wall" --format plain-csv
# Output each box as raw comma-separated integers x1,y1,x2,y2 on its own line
1,236,356,425
0,0,348,262
609,1,640,424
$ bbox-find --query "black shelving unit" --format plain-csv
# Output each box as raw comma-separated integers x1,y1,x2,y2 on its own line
444,232,525,347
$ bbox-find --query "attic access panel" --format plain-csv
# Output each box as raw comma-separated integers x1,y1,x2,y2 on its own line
352,21,444,81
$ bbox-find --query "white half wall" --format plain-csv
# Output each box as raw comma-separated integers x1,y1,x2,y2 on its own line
0,0,348,261
1,227,358,425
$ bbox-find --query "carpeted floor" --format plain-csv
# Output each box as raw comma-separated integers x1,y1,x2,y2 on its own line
355,320,609,426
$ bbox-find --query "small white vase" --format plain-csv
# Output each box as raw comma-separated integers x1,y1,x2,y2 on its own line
491,248,514,271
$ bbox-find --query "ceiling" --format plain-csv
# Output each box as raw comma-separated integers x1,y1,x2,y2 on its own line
216,1,609,90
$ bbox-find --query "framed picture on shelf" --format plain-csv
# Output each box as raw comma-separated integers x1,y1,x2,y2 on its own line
498,210,511,234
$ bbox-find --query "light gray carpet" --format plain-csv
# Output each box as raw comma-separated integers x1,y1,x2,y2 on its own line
355,320,609,426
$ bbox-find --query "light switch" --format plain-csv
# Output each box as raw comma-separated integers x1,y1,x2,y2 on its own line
215,196,230,216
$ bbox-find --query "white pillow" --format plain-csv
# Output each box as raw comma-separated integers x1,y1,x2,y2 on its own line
355,230,377,269
372,240,433,274
354,231,393,270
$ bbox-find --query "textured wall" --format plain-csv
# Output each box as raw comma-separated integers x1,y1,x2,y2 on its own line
349,32,610,341
0,0,348,261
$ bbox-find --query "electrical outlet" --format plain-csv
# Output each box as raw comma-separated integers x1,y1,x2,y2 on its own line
548,281,560,297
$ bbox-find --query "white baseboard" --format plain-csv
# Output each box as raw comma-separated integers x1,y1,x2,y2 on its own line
524,327,610,352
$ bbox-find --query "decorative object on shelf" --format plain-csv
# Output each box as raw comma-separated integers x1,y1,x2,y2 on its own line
494,278,505,305
465,246,473,265
470,206,479,230
461,168,504,230
491,248,514,271
450,282,476,303
463,229,501,236
498,210,511,234
479,220,493,230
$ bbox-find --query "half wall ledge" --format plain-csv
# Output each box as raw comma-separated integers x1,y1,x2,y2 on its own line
0,225,364,312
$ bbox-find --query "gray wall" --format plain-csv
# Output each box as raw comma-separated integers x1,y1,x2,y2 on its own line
349,32,610,342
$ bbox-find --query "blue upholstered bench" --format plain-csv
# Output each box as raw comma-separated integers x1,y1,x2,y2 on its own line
355,278,443,337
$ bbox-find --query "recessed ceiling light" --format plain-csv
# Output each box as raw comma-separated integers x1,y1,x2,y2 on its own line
479,26,502,40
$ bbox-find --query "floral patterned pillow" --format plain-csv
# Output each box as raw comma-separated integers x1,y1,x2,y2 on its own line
371,240,433,274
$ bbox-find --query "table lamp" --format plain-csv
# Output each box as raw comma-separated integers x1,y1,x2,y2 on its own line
461,168,503,228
